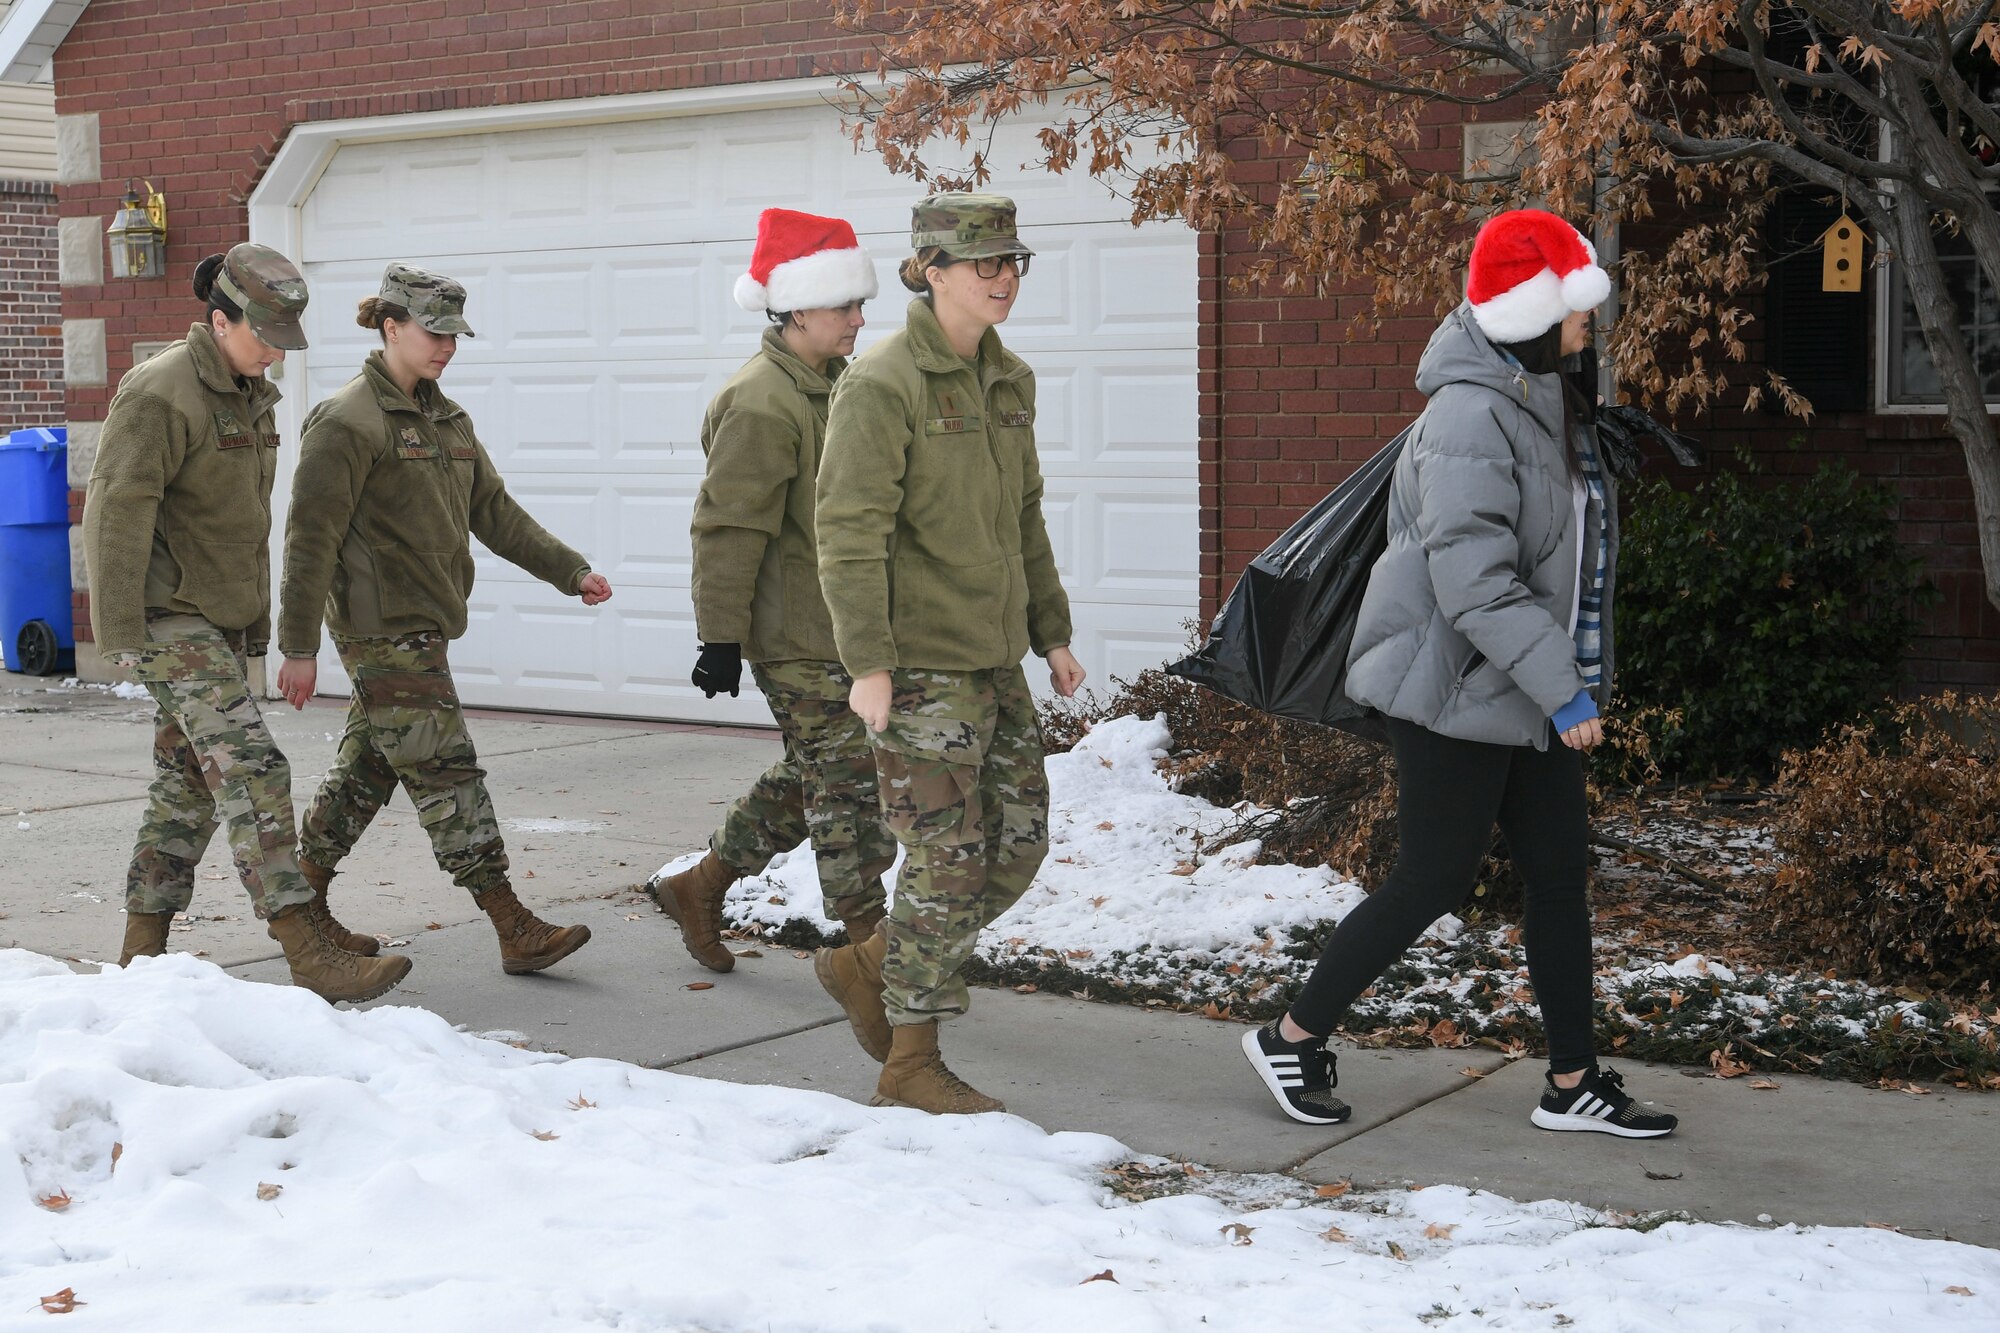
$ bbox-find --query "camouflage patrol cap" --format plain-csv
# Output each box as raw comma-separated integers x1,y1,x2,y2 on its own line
213,243,310,351
380,262,476,337
910,192,1035,261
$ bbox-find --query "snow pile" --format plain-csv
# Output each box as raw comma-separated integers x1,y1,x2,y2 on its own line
6,950,1996,1331
659,714,1397,1003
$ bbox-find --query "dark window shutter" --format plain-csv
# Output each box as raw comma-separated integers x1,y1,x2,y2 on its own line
1766,192,1869,413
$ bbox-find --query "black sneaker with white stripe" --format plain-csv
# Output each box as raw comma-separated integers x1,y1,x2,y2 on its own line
1240,1018,1352,1125
1531,1065,1678,1138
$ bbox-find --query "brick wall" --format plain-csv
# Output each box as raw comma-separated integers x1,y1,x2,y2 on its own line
0,178,62,429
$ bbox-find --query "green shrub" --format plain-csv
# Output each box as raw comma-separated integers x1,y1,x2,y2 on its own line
1769,693,2000,991
1610,456,1933,780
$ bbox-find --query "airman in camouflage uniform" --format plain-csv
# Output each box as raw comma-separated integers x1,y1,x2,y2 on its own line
277,262,610,977
84,244,411,1004
650,209,896,977
813,194,1088,1113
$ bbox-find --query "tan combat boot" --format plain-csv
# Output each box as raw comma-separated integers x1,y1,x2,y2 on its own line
478,884,592,975
871,1022,1005,1115
647,851,738,972
813,921,891,1060
117,910,173,967
298,858,380,956
266,903,412,1003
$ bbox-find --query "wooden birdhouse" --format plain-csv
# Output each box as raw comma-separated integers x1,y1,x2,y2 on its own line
1821,213,1866,293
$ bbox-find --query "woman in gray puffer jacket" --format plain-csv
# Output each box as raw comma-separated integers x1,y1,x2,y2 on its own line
1239,210,1678,1140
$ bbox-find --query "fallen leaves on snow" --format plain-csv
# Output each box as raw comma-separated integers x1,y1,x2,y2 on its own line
36,1189,71,1211
568,1094,597,1110
1315,1181,1352,1199
1319,1224,1351,1243
531,1130,559,1141
1424,1223,1456,1240
1081,1270,1118,1284
255,1183,282,1201
40,1288,83,1313
1219,1223,1254,1246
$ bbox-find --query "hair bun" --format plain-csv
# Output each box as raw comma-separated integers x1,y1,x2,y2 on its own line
192,253,227,302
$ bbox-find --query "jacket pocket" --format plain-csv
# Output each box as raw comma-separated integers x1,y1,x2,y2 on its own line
167,535,262,627
780,554,834,652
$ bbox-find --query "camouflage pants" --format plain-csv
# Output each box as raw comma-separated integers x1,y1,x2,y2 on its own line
873,664,1050,1026
712,658,896,920
123,612,314,920
297,632,508,898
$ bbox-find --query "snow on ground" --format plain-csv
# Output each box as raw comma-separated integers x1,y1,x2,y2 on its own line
656,715,1424,1003
5,950,1995,1331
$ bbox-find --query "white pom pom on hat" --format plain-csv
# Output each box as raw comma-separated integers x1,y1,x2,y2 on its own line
734,208,879,313
1466,209,1611,344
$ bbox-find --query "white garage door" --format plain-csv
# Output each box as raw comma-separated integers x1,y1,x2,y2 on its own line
282,102,1197,724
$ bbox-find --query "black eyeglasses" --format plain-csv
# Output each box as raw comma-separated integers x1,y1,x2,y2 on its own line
947,255,1030,280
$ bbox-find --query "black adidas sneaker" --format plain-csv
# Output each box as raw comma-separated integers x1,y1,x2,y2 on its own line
1240,1018,1352,1125
1531,1065,1678,1138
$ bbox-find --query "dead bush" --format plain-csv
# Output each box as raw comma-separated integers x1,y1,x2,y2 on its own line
1769,693,2000,990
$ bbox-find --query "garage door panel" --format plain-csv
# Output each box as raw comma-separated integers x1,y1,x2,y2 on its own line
1037,479,1198,606
1070,604,1202,687
288,99,1197,723
607,256,709,343
500,147,592,224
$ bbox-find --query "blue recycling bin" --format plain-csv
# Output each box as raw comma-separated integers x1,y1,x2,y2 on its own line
0,426,75,675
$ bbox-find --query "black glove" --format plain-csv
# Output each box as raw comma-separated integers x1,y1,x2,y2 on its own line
691,642,743,698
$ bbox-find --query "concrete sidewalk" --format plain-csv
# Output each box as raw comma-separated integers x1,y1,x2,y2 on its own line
5,674,1995,1250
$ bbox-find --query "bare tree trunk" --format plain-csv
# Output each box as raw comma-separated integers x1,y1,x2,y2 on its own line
1884,178,2000,616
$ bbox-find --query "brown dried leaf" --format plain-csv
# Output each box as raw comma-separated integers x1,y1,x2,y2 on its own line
1096,821,1115,830
256,1182,282,1201
1081,1269,1118,1284
1708,1047,1752,1079
1387,1240,1410,1261
531,1130,559,1141
1424,1223,1456,1240
109,1143,122,1173
1315,1181,1351,1198
40,1288,82,1313
1065,948,1093,960
1219,1223,1254,1246
683,982,715,991
1319,1225,1351,1243
568,1094,597,1110
1013,983,1039,994
426,922,443,930
37,1188,72,1211
733,949,763,959
1946,1286,1975,1296
1748,1078,1781,1091
1459,1067,1487,1079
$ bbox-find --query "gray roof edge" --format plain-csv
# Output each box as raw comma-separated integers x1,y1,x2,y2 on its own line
0,0,88,87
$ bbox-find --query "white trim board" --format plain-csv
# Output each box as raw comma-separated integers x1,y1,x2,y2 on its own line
0,0,86,86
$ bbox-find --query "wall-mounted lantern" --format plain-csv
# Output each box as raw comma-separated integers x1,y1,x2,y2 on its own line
106,181,168,279
1293,151,1366,205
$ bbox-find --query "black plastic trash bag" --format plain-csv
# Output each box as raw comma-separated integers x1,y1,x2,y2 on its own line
1165,426,1410,741
1595,403,1704,481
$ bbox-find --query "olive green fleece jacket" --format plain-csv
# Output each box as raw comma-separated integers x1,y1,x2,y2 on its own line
816,297,1072,678
277,351,590,657
691,328,843,664
83,323,285,656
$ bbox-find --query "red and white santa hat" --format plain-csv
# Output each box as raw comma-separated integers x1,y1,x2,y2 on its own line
1465,209,1611,343
733,208,879,313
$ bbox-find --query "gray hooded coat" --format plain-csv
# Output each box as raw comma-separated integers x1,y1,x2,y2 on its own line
1343,304,1616,749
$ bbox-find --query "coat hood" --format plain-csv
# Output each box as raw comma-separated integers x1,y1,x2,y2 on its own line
1414,303,1564,440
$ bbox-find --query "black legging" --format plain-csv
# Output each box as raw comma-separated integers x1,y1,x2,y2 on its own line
1288,715,1598,1074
